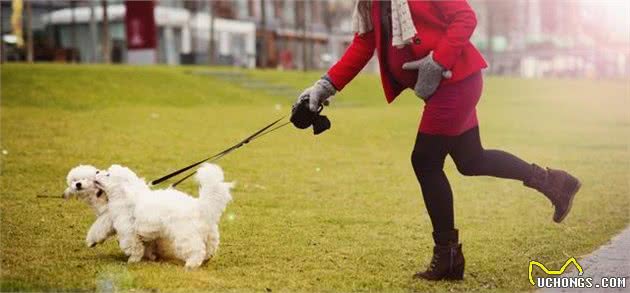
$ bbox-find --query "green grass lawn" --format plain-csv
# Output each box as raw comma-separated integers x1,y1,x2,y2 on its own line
1,64,629,292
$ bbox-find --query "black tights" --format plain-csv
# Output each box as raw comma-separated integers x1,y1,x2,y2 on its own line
411,127,533,233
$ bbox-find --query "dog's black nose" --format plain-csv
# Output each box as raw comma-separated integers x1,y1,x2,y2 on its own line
75,182,82,189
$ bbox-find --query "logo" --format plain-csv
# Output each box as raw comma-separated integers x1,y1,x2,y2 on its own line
529,257,627,289
529,257,583,286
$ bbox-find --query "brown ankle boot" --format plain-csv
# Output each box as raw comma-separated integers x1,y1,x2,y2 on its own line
414,230,465,281
524,164,582,223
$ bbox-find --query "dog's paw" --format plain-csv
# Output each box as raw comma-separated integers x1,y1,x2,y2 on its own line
86,236,107,247
184,264,200,271
184,258,204,270
127,255,142,263
86,238,99,248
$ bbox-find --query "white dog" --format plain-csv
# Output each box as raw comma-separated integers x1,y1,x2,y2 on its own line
64,165,116,248
95,163,233,269
64,165,158,260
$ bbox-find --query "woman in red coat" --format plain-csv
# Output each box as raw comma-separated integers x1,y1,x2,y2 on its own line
294,0,581,281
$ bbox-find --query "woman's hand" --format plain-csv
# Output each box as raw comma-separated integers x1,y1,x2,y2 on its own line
402,53,452,100
294,78,337,112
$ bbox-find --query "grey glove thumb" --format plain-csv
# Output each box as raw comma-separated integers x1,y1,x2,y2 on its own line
402,60,423,70
307,79,336,112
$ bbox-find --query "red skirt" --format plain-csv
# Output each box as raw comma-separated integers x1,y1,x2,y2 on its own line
418,71,483,136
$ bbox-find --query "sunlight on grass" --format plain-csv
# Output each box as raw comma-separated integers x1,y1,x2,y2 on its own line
1,64,628,292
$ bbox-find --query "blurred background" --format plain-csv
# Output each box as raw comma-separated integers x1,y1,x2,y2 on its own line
1,2,629,291
1,0,628,79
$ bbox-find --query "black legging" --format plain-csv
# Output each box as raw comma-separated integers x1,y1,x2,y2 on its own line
411,126,533,233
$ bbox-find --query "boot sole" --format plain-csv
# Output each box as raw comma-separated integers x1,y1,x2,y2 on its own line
555,179,582,223
413,265,465,281
413,273,464,281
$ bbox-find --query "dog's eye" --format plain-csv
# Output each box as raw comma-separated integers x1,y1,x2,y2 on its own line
96,170,100,174
106,174,110,177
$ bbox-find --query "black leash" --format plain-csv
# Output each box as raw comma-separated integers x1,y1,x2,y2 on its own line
150,117,289,187
168,121,291,188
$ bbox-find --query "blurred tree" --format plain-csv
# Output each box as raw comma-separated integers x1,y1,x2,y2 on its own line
45,0,56,50
183,1,199,61
295,0,307,71
89,0,98,62
25,0,33,62
0,2,4,63
208,0,215,65
323,0,333,33
70,0,77,62
259,0,267,67
101,0,109,63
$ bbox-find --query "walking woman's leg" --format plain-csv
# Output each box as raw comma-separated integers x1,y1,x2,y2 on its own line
450,126,582,223
449,126,532,180
411,132,453,233
411,132,465,281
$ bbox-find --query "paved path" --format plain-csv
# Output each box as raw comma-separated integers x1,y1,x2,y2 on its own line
540,226,630,292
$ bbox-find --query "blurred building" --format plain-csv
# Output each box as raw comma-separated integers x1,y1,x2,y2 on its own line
470,0,629,78
38,1,256,67
1,0,627,79
181,0,362,71
3,0,356,70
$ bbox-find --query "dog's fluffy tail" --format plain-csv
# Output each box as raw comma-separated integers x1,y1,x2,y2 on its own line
195,163,233,223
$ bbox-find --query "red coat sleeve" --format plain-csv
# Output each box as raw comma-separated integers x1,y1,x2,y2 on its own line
432,1,478,70
326,31,376,91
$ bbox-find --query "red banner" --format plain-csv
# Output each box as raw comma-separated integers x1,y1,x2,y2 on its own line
125,1,156,50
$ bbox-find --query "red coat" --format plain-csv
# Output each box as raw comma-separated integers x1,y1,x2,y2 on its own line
327,0,488,103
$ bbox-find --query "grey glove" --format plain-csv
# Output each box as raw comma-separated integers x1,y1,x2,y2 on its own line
295,78,337,112
402,52,452,100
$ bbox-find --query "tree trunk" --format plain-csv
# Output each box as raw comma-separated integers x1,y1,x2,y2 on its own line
294,1,306,71
259,0,267,68
0,3,3,63
208,0,215,65
25,0,33,62
89,0,98,62
46,0,55,49
185,1,197,63
301,1,307,72
323,0,332,33
101,0,110,63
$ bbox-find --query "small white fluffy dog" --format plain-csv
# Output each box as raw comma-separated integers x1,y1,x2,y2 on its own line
64,165,116,248
64,165,157,260
95,163,233,269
